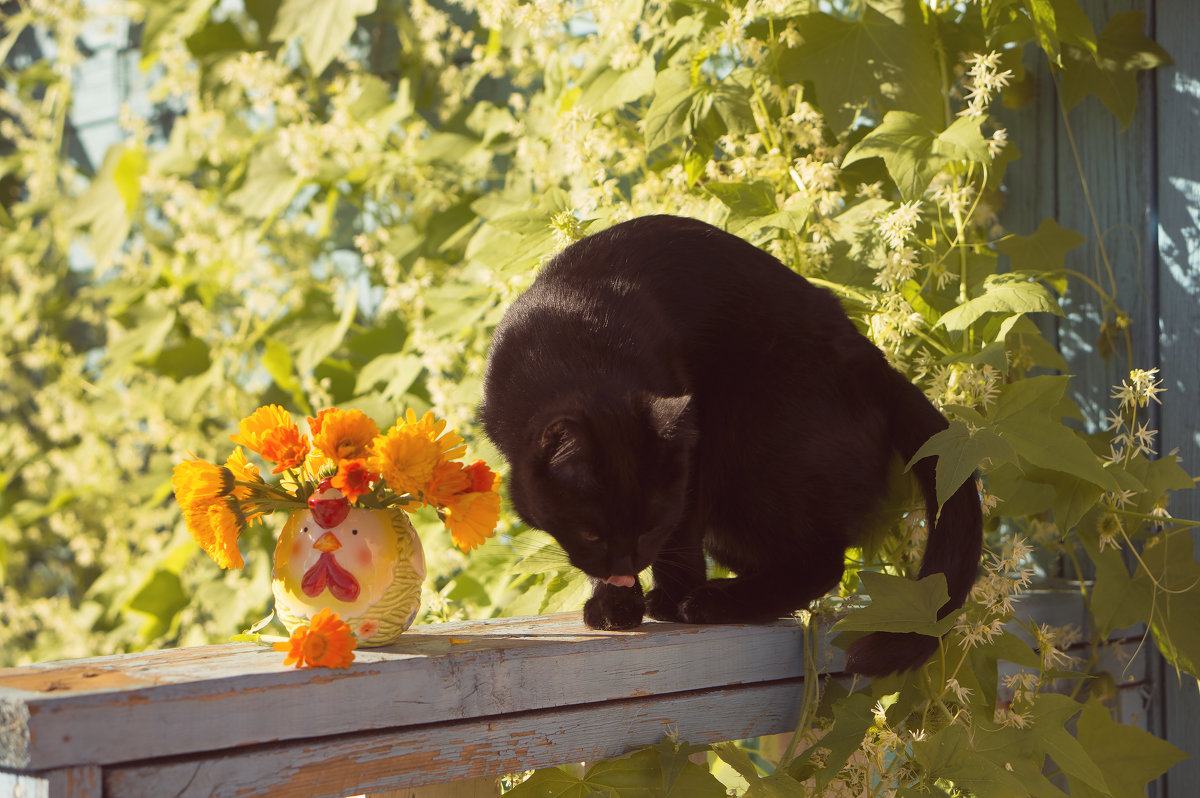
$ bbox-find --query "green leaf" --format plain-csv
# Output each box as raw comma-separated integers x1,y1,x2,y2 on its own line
503,768,591,798
644,738,725,798
996,218,1086,273
645,67,694,151
355,353,423,400
67,145,144,264
833,572,956,636
779,2,942,130
1061,11,1173,129
843,112,988,201
937,273,1064,331
744,774,808,798
1139,531,1200,677
1028,694,1109,794
704,181,778,219
228,142,301,219
814,692,875,789
270,0,377,75
907,420,1017,510
914,723,1032,798
712,742,763,784
1071,699,1187,798
579,54,656,114
539,568,593,614
987,379,1121,491
1079,520,1152,637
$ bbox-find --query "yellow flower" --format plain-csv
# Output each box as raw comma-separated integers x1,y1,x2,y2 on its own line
442,489,501,553
183,498,246,570
172,457,234,508
274,608,356,669
230,405,311,473
308,408,380,462
370,410,466,498
225,447,265,517
225,447,261,488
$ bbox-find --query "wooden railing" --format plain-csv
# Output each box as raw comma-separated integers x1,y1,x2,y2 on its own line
0,613,822,797
0,596,1150,798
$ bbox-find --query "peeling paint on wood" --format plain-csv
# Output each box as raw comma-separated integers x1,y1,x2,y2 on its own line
0,613,821,771
102,680,808,798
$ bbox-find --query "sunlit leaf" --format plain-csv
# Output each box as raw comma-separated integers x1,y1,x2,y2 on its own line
270,0,378,75
937,273,1064,331
996,218,1086,273
833,572,956,636
844,112,988,201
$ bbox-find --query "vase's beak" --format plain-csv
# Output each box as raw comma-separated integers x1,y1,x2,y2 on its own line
313,532,342,553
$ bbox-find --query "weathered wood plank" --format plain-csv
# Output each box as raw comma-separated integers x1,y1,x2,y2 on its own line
102,679,807,798
1152,0,1200,791
0,765,101,798
374,776,502,797
0,613,824,772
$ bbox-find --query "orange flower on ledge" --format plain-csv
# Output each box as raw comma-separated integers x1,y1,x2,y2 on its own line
274,607,356,669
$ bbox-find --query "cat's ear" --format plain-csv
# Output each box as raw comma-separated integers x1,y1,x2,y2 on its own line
645,394,696,443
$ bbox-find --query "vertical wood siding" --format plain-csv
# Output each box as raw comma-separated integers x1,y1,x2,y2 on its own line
1152,1,1200,793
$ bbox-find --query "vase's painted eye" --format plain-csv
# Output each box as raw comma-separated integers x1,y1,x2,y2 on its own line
581,531,600,543
351,529,358,535
302,526,308,533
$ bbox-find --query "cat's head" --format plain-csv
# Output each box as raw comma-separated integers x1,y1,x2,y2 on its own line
508,392,695,582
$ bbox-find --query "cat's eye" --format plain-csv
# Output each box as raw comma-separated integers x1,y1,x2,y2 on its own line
580,531,600,543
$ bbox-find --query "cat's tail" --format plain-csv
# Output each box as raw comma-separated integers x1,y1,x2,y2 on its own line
843,368,983,677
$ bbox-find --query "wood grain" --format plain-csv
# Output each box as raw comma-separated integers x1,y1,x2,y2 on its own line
1152,0,1200,793
0,613,825,771
102,679,807,798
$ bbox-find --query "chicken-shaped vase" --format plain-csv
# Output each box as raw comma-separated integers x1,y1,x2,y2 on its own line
272,483,425,646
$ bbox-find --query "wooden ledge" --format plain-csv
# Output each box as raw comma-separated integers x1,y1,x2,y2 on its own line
0,613,836,787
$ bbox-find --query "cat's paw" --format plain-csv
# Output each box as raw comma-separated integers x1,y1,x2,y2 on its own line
583,583,645,630
676,584,741,624
645,587,684,622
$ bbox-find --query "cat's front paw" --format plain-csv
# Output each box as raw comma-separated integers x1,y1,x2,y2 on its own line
677,583,742,624
583,582,645,630
645,587,684,622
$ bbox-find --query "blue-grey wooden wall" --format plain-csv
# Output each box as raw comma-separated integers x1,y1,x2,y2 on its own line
1005,1,1199,793
1152,1,1200,793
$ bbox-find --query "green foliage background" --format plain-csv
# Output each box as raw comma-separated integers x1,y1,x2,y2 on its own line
1,0,1196,793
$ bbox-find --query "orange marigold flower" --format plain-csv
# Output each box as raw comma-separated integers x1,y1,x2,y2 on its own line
462,460,501,494
260,426,311,474
231,405,310,473
371,410,466,498
231,405,293,453
183,498,246,570
308,408,380,462
330,458,378,504
273,607,356,669
424,459,470,507
442,489,501,553
172,457,234,508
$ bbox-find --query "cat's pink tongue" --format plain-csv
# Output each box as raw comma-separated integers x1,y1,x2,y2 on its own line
604,575,636,588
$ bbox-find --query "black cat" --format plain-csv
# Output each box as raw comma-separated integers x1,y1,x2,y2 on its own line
479,214,982,675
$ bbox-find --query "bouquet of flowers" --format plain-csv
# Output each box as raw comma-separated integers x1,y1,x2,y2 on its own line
171,406,501,666
172,405,502,570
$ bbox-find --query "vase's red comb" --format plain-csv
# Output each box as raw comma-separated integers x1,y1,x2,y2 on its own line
308,484,350,529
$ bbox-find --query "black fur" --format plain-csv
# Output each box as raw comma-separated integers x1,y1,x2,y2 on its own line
479,215,982,675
